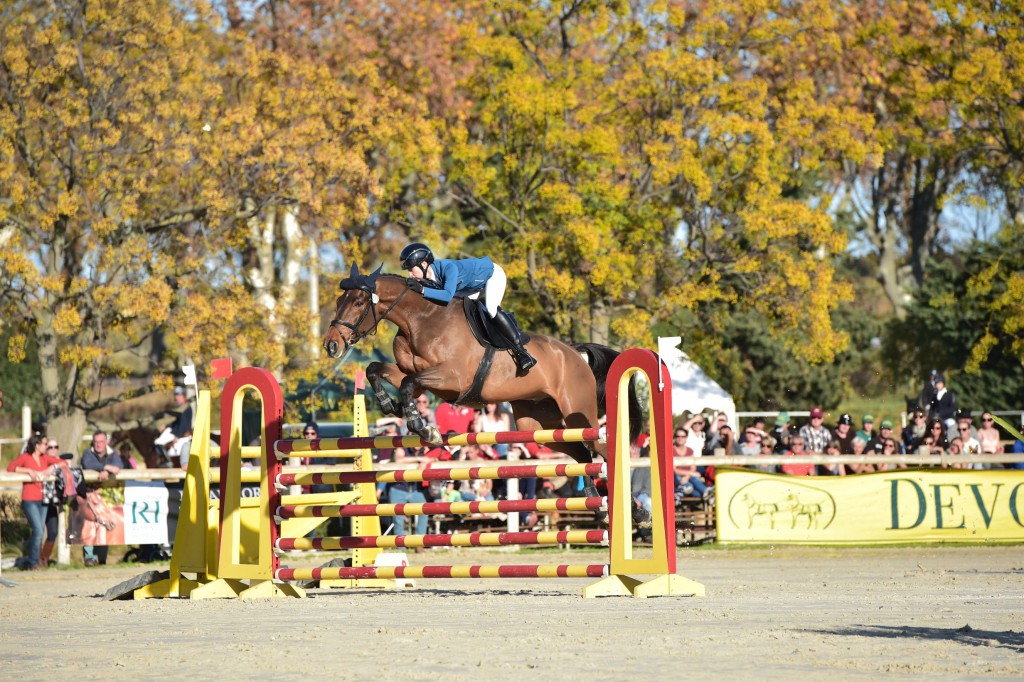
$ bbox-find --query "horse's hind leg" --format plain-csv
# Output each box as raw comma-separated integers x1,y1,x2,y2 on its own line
366,362,401,416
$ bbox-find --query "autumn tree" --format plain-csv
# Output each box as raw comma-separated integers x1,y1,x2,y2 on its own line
420,1,867,364
0,0,438,447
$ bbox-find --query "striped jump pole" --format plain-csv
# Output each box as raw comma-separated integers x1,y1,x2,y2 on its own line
276,529,608,551
276,496,606,521
277,564,610,582
276,461,606,488
274,427,603,455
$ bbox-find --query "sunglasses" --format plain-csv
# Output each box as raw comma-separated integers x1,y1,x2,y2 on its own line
884,443,896,448
958,427,970,431
982,417,993,422
47,444,59,450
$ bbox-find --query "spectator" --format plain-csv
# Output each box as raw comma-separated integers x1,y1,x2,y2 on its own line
410,394,436,437
630,439,652,513
957,417,984,469
40,438,68,568
947,437,965,468
6,435,65,570
754,436,778,474
833,413,856,454
435,402,476,436
672,427,711,501
847,435,873,474
780,436,814,476
738,426,765,456
817,439,845,476
770,412,791,454
1008,437,1024,470
79,431,124,566
154,386,194,466
681,412,707,462
954,409,978,443
876,438,905,471
977,412,1003,455
877,418,901,453
703,412,731,455
902,408,928,452
857,415,876,447
800,407,832,454
926,418,949,452
929,374,957,428
714,425,735,457
507,442,538,527
474,403,512,458
386,439,428,539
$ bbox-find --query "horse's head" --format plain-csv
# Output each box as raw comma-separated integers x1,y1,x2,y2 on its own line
323,263,384,358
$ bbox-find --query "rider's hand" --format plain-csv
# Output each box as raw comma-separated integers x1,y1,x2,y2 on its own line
407,278,424,294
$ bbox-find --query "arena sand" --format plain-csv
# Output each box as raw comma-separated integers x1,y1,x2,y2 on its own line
0,545,1021,680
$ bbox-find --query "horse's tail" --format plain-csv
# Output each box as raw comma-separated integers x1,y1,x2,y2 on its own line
573,342,642,443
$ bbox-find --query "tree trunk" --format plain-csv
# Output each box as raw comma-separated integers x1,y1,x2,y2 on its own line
588,295,611,346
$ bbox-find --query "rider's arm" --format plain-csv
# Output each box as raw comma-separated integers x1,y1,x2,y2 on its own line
420,260,459,304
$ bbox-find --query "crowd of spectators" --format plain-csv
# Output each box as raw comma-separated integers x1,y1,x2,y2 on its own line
7,372,1024,567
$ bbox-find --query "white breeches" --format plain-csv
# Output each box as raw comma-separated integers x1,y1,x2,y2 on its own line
470,264,506,317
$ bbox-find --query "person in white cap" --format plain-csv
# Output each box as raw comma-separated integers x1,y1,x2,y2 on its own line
154,387,193,466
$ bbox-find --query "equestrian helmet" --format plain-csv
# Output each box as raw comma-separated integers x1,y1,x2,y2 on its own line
400,242,434,270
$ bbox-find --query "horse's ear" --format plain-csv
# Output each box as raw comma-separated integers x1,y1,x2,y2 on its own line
339,262,362,290
369,264,383,282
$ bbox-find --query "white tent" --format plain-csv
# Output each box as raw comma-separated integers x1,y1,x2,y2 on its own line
657,337,736,425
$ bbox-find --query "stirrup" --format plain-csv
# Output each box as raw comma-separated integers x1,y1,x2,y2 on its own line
515,350,537,372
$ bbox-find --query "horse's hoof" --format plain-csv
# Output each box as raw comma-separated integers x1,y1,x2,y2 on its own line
422,426,442,445
631,502,653,530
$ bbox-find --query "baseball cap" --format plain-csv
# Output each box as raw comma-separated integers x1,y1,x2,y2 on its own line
880,418,894,429
862,414,874,424
774,411,790,426
838,413,853,426
173,386,186,396
810,407,824,418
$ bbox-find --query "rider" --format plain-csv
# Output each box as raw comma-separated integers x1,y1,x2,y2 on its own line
399,242,537,373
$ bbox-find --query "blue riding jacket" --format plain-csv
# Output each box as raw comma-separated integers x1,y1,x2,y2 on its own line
421,257,495,305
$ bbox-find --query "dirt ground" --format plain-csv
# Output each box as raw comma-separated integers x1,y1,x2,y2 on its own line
0,545,1021,681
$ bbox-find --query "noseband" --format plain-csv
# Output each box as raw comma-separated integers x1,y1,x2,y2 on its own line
329,280,414,352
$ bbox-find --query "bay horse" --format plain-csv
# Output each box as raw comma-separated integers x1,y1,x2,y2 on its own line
322,264,640,466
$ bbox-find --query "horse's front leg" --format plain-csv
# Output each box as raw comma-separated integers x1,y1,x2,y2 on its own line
366,361,402,416
399,376,442,445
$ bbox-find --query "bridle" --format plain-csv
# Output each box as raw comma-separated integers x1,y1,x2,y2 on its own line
328,279,415,352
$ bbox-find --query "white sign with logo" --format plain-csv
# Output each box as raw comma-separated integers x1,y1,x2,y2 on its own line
123,482,170,544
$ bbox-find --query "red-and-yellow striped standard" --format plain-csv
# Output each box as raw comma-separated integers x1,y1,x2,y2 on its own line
275,496,606,520
276,529,608,551
275,564,610,581
274,427,602,455
276,462,605,487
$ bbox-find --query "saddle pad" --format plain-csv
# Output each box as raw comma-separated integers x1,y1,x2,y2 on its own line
461,298,531,350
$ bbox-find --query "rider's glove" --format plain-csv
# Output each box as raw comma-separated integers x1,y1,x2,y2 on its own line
407,278,424,294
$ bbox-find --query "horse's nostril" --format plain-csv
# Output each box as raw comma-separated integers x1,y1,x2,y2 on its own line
326,340,338,357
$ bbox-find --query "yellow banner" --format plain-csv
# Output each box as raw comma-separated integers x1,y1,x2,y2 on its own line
715,468,1024,544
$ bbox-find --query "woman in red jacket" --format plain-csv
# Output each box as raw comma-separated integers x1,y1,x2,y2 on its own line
6,434,64,570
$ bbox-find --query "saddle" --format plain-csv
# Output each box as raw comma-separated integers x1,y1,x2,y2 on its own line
454,299,532,406
462,298,531,350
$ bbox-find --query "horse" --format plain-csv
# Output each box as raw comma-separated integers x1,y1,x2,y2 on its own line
110,426,171,469
322,264,640,467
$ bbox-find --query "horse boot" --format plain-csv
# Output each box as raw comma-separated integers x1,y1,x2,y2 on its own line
38,540,55,568
581,476,608,525
490,311,537,373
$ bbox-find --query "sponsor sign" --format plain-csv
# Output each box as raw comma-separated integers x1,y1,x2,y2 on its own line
123,482,170,544
716,468,1024,544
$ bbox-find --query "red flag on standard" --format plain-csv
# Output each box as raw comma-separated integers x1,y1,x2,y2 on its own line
210,358,233,379
355,371,366,391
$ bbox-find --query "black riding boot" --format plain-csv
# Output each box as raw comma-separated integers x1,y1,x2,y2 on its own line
490,311,537,373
